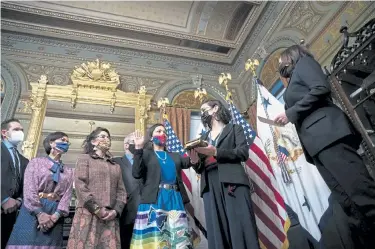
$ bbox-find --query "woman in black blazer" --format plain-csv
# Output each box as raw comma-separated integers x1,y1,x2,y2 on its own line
131,124,198,249
193,99,260,249
274,45,375,248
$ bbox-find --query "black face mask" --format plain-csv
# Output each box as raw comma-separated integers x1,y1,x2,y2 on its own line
128,144,136,154
279,62,294,78
201,111,213,130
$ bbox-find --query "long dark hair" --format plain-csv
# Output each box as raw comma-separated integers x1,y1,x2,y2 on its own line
144,123,167,151
82,127,111,154
279,45,314,67
43,131,68,155
202,99,232,125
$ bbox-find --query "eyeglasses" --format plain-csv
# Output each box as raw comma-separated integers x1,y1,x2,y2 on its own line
200,108,211,114
96,135,110,139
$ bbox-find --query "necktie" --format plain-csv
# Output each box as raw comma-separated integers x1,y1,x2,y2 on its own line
11,147,20,179
11,147,21,194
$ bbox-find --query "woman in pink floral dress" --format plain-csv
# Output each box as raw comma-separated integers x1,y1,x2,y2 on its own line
67,127,127,249
6,131,73,249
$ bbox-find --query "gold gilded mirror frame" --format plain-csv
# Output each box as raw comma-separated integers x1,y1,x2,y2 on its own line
22,60,152,159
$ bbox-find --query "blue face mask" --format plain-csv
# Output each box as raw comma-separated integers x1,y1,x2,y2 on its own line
55,142,69,153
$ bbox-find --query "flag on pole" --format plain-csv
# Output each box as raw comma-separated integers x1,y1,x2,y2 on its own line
256,80,331,242
228,101,290,249
163,118,206,247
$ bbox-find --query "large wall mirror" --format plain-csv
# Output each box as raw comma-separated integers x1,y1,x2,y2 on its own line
19,60,152,165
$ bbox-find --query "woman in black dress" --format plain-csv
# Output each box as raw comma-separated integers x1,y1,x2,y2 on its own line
193,99,260,249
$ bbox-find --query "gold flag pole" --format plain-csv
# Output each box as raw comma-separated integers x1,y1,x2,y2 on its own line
245,58,292,183
157,97,170,120
218,73,233,101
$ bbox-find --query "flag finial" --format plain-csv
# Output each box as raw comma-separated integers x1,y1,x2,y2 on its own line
157,97,170,120
245,59,259,76
218,72,232,101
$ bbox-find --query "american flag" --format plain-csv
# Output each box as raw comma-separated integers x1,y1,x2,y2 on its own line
228,102,290,249
163,119,206,246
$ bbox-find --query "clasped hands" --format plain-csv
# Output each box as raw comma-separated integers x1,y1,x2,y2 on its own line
95,207,117,221
36,212,59,233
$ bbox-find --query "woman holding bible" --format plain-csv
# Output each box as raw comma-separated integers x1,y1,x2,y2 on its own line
193,99,260,249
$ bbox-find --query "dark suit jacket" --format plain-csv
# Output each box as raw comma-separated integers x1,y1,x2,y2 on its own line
113,155,142,225
132,149,194,204
284,56,361,163
195,124,250,196
1,142,29,203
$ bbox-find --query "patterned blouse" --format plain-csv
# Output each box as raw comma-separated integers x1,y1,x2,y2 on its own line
23,157,74,216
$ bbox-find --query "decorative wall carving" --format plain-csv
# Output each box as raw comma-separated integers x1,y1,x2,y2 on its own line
18,62,72,87
309,1,370,60
283,2,323,37
1,59,28,120
17,98,33,114
120,76,167,94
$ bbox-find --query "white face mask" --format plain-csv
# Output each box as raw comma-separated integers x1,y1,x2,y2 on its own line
7,130,25,146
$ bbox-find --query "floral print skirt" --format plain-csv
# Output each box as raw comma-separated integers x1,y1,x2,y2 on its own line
67,208,120,249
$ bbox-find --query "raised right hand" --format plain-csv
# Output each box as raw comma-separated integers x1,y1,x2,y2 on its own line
134,130,145,149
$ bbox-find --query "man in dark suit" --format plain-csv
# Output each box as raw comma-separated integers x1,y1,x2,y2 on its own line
1,118,29,249
275,45,375,248
113,133,141,249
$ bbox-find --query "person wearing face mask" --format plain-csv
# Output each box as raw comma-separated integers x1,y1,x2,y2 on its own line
130,124,199,249
192,99,260,249
1,119,29,249
113,133,142,249
67,127,126,249
274,45,375,248
6,131,73,249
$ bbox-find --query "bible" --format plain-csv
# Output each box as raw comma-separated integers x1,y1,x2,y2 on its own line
184,138,208,150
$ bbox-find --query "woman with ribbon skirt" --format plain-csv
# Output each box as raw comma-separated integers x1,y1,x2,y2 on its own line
193,99,260,249
67,127,127,249
6,132,73,249
130,124,199,249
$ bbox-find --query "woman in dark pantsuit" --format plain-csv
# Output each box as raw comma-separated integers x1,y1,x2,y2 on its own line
193,99,260,249
274,45,375,248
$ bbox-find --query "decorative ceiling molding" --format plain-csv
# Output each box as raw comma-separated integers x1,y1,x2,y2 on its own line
1,2,235,47
1,20,231,62
1,32,230,76
1,1,267,63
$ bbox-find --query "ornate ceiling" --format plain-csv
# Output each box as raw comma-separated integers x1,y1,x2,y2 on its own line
1,1,267,63
2,1,374,110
